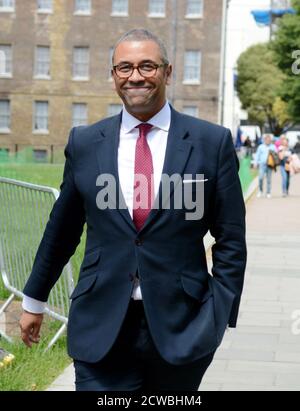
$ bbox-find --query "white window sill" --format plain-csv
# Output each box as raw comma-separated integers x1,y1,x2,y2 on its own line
183,80,201,85
0,7,15,12
0,74,12,78
110,12,128,17
148,13,165,18
37,9,53,14
33,130,49,135
0,129,11,134
72,77,89,81
34,75,51,80
185,14,203,19
74,11,91,16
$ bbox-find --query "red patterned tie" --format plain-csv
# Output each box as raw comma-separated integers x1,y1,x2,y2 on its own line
133,123,154,231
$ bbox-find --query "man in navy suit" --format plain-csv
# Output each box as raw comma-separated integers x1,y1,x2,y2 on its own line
19,29,247,391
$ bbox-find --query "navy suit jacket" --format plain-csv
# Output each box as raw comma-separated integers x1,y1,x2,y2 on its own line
23,107,247,365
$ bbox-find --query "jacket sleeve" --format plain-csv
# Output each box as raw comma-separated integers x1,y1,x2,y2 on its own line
210,128,247,327
23,128,85,301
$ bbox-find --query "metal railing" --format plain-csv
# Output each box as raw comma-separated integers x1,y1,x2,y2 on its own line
0,177,74,350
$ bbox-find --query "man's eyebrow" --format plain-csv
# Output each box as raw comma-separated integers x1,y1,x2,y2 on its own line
115,60,131,65
115,59,157,65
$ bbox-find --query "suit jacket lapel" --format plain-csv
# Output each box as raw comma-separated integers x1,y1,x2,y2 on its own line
94,113,137,232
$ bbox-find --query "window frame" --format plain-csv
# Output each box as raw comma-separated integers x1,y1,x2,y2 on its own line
0,0,15,12
111,0,128,17
0,44,13,78
74,0,92,16
33,101,49,134
182,105,199,118
72,103,88,127
107,104,122,117
148,0,165,18
72,46,90,80
185,0,204,19
37,0,53,14
0,100,11,133
183,50,201,85
34,45,51,79
33,149,48,162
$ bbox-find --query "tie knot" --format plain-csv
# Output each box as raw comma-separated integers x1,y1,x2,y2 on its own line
136,123,153,138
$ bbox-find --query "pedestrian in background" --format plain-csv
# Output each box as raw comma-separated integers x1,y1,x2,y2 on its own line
254,134,276,198
278,137,292,197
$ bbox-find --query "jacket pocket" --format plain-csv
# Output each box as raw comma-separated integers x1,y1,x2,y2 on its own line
81,248,101,271
70,273,97,300
180,273,212,303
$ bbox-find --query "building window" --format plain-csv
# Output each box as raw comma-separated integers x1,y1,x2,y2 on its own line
107,104,122,117
0,45,12,77
148,0,165,17
183,51,201,84
37,0,52,13
34,101,49,132
33,149,48,162
0,100,10,132
183,106,199,118
186,0,203,18
73,47,89,79
0,0,15,11
74,0,91,15
34,46,50,78
111,0,128,16
72,103,88,127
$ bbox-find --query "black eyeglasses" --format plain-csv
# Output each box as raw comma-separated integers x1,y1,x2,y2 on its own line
112,62,167,79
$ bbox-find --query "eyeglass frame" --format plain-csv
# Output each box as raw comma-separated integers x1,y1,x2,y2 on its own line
112,62,169,79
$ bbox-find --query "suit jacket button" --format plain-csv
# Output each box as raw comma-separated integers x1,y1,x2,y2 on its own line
135,238,143,246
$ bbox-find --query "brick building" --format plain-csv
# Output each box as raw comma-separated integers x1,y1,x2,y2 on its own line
0,0,225,160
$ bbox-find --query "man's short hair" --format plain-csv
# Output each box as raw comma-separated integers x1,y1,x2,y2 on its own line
112,28,169,65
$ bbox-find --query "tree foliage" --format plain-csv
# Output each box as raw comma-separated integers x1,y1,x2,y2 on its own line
271,0,300,122
236,43,290,135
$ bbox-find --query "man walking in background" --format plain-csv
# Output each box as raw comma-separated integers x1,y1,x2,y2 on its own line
19,29,247,391
255,134,276,198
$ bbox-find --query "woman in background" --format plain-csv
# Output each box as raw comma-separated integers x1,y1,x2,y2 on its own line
278,137,292,197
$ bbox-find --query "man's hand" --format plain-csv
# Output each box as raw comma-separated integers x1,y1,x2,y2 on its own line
19,311,44,348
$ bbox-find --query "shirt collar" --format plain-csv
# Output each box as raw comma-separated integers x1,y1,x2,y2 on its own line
121,101,171,134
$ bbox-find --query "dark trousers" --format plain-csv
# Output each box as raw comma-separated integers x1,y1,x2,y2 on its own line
74,299,216,391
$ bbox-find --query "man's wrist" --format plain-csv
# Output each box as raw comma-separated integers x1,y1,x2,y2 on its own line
22,295,46,314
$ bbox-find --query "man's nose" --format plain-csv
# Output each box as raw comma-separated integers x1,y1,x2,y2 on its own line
128,67,145,82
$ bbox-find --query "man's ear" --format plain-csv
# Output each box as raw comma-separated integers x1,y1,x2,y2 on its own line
111,71,117,90
165,64,173,85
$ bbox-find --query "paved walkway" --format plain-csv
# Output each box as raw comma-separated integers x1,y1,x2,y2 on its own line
47,170,300,391
201,170,300,391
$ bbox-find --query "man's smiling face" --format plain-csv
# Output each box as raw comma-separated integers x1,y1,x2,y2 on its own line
112,40,172,121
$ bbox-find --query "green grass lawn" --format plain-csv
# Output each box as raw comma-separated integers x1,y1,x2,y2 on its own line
0,324,70,391
0,163,64,189
239,156,257,194
0,163,85,391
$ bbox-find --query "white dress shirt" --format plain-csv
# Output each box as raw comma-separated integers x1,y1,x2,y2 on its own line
22,102,171,313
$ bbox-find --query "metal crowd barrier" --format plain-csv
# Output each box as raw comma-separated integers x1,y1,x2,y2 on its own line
0,177,74,350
